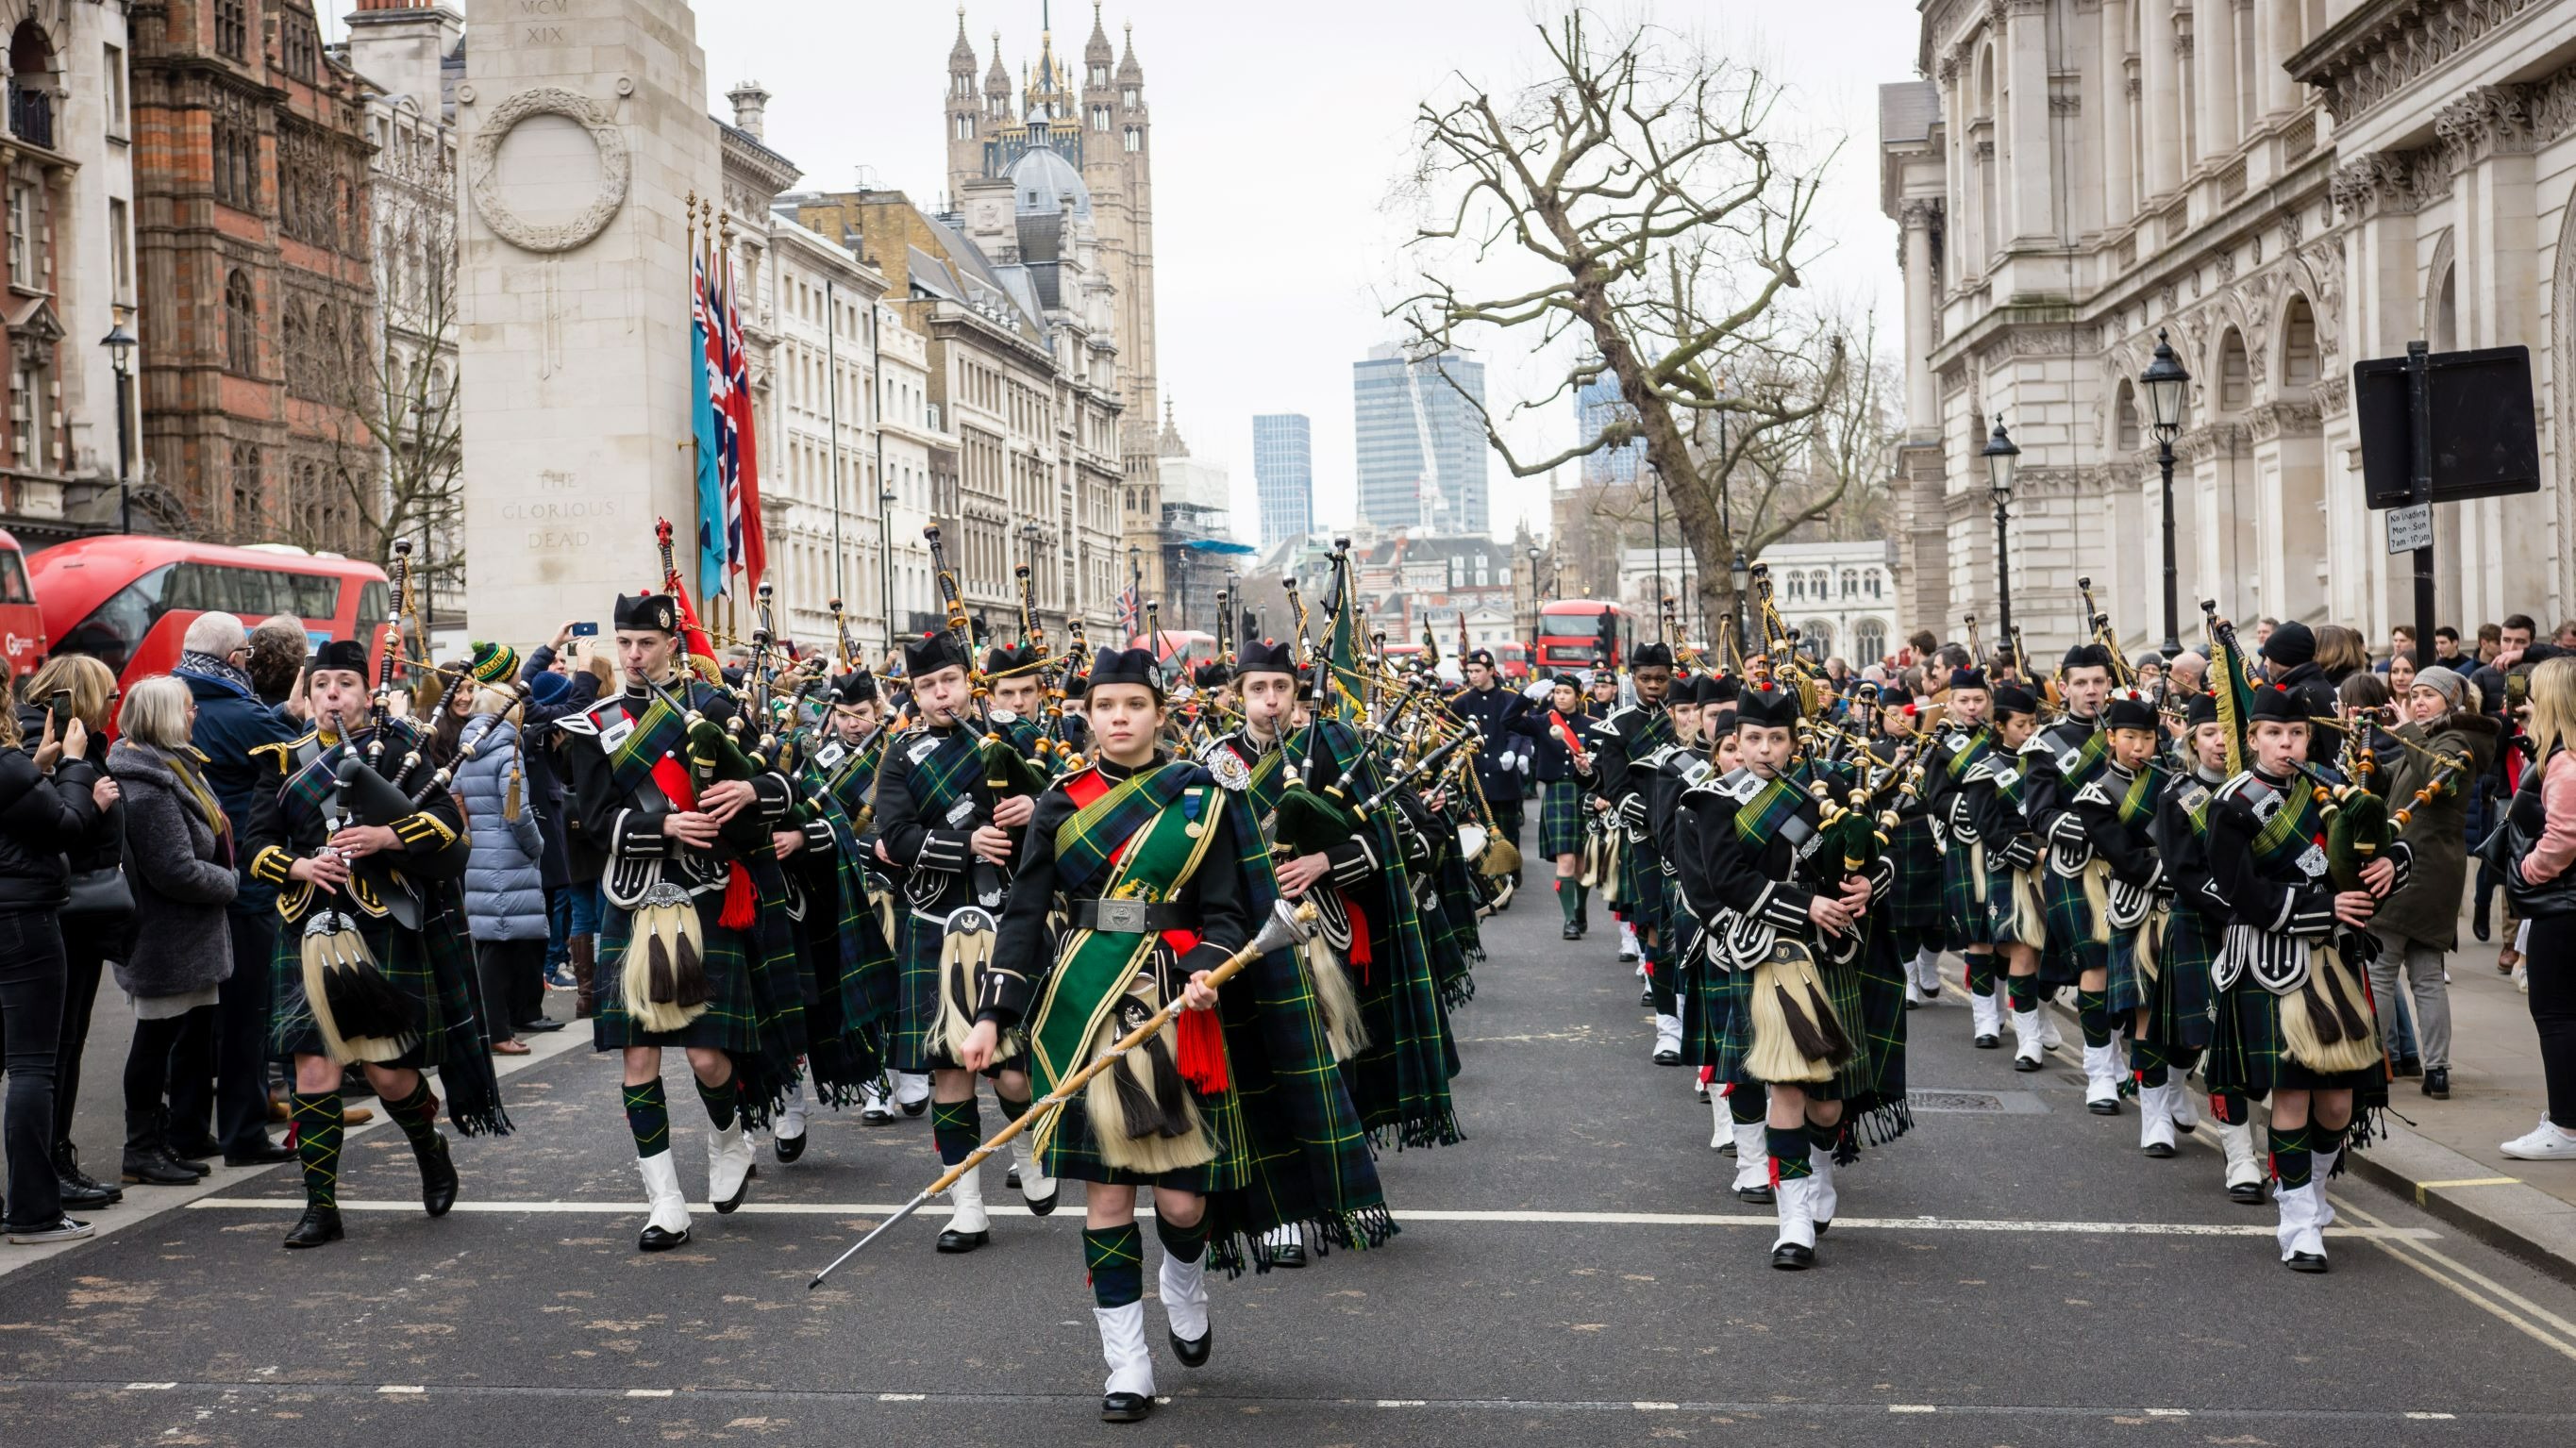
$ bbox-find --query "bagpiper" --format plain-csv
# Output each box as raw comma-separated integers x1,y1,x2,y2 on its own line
2068,688,2175,1130
800,668,916,1127
2149,693,2237,1187
974,646,1393,1423
1639,674,1714,1064
245,640,510,1249
1957,683,2054,1068
2201,684,2404,1272
1450,647,1531,892
1923,665,1999,1045
560,589,808,1252
2022,646,2117,1105
1581,643,1677,1020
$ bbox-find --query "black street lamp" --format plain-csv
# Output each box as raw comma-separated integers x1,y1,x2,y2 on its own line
878,485,898,653
100,308,136,534
2140,328,2192,656
1127,544,1142,646
1982,415,2020,645
1728,548,1749,661
1526,544,1544,653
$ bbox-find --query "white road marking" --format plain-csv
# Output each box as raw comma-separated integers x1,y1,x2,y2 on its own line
177,1197,2440,1239
2334,1197,2576,1363
123,1383,177,1391
625,1389,674,1398
2405,1411,2458,1420
1887,1404,1937,1412
376,1385,425,1394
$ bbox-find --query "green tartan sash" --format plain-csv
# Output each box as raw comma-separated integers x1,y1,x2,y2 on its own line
2111,762,2166,825
1731,773,1808,846
1946,728,1991,779
602,692,688,799
899,726,983,817
1242,741,1286,817
1027,764,1224,1152
2059,725,2110,788
2247,774,2325,871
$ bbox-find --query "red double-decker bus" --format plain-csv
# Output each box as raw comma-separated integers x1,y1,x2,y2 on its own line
1533,600,1631,674
31,538,393,691
0,529,45,680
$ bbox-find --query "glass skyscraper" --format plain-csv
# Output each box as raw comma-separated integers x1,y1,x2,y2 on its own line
1353,343,1489,534
1251,413,1314,546
1577,367,1648,486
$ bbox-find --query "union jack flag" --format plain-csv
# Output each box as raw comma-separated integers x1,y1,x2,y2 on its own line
1114,580,1141,637
692,238,766,600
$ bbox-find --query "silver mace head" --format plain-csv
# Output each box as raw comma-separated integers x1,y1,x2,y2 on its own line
1249,898,1322,956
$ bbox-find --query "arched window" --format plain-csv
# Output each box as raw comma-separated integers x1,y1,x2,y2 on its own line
1786,574,1804,601
2282,294,2319,389
280,302,309,397
229,441,260,532
2116,379,2141,451
224,270,256,374
1855,619,1887,664
312,304,340,394
1840,568,1859,598
1866,572,1882,600
2218,327,2250,413
2433,266,2458,353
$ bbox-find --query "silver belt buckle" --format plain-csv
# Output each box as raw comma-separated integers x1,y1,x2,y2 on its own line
1096,899,1150,933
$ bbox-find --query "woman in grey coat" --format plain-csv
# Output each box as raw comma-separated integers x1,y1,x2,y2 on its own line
456,691,552,1052
2370,665,2501,1102
106,678,240,1185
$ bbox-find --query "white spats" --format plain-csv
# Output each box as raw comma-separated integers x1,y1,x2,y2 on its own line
2011,1007,2047,1066
636,1150,690,1237
1911,948,1943,999
1708,1094,1729,1151
2274,1179,2327,1263
1651,1014,1683,1062
2216,1119,2264,1193
945,1158,990,1235
1159,1248,1210,1343
1969,990,2002,1042
1012,1132,1056,1207
1771,1175,1817,1253
1731,1119,1771,1193
706,1117,755,1212
2167,1077,2200,1133
894,1074,932,1111
774,1083,808,1154
2082,1043,2121,1111
2137,1082,2178,1155
1094,1301,1156,1398
858,1080,893,1123
2037,1007,2065,1051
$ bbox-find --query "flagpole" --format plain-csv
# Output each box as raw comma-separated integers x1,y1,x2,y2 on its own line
828,275,844,629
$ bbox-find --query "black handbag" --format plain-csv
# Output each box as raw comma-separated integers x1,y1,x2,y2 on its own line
62,865,135,920
2480,763,2576,920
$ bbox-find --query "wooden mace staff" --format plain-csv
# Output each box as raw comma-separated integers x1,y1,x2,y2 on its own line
808,898,1321,1290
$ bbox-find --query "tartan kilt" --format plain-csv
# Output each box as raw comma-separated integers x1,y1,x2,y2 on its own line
1039,1090,1237,1194
2036,868,2099,986
2137,906,2219,1057
2203,979,2380,1099
1538,780,1586,858
1714,939,1873,1103
1691,947,1752,1079
592,872,808,1126
269,902,471,1067
1941,844,1995,947
1610,830,1651,923
2105,916,2150,1017
790,873,888,1107
1882,818,1945,930
268,896,511,1136
1849,924,1911,1141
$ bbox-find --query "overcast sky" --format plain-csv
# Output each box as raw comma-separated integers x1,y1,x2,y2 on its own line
348,2,1916,546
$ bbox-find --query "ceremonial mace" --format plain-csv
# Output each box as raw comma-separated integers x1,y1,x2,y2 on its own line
807,898,1322,1290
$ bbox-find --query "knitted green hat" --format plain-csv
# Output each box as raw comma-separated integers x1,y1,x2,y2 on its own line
469,641,520,684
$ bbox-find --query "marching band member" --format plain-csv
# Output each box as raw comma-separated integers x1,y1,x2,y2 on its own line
974,647,1392,1423
1926,666,1999,1043
1959,683,2052,1068
2024,646,2120,1111
1583,643,1677,998
1450,648,1531,892
1515,674,1596,940
2149,694,2241,1189
2071,690,2176,1140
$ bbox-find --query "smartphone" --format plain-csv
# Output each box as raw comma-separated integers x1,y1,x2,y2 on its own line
570,622,601,638
47,689,71,718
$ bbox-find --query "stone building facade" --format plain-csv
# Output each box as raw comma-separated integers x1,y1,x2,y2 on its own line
1882,0,2576,657
132,0,375,551
0,1,139,546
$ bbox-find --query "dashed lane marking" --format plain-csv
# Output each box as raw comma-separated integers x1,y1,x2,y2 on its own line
179,1197,2439,1240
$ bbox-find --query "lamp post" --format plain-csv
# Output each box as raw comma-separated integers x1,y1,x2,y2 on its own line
1982,416,2021,644
878,486,898,654
1728,548,1749,660
1526,544,1544,653
100,308,136,534
1127,544,1142,647
2140,328,2192,656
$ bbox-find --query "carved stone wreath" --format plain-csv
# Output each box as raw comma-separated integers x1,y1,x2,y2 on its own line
468,87,630,254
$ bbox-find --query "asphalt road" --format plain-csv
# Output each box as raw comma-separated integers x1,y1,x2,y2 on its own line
8,892,2576,1447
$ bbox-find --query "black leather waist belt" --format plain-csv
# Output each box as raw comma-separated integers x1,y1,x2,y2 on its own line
1070,898,1188,934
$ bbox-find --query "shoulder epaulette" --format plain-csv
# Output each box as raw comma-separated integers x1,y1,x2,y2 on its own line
249,738,300,774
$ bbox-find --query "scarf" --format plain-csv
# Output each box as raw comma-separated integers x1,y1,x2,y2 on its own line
178,650,257,695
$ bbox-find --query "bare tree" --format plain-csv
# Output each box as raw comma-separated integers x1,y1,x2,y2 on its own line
1395,5,1850,632
319,198,462,614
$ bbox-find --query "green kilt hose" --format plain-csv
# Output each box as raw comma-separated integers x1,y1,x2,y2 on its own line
1539,778,1586,857
593,864,809,1128
267,900,511,1137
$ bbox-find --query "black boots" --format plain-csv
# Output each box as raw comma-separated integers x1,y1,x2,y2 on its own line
122,1110,205,1186
283,1205,344,1249
53,1143,122,1208
415,1133,460,1218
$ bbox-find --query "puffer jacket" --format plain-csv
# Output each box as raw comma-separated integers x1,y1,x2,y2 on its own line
0,718,109,913
2372,712,2501,949
453,714,546,941
105,740,237,1000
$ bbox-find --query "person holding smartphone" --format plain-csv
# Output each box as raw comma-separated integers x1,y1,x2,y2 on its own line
0,682,118,1243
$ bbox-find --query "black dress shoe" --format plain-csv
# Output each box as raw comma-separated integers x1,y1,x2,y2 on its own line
2423,1067,2451,1100
2228,1180,2267,1206
515,1017,567,1035
226,1140,298,1167
2088,1099,2120,1117
415,1134,458,1218
2395,1055,2422,1079
2013,1055,2043,1073
2143,1140,2177,1159
1099,1391,1154,1423
167,1131,223,1161
1170,1326,1212,1368
1652,1047,1681,1066
1974,1033,2000,1049
901,1097,929,1117
2285,1251,2330,1274
936,1226,989,1254
1026,1185,1060,1218
124,1149,200,1186
1902,997,1918,1011
773,1128,807,1163
1563,922,1582,940
283,1206,343,1249
1271,1241,1308,1268
1639,985,1654,1008
1770,1241,1815,1271
1737,1184,1774,1206
638,1223,691,1252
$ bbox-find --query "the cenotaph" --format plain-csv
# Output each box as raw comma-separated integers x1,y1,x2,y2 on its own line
457,0,718,644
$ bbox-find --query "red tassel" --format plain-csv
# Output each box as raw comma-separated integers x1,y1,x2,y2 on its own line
719,863,756,930
1341,891,1372,982
1176,1005,1229,1095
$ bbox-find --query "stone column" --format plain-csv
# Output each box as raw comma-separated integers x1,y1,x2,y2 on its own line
2195,0,2236,168
2101,0,2136,229
1900,200,1941,435
457,0,720,646
2443,89,2547,626
2255,0,2295,121
2004,0,2054,242
2138,0,2182,199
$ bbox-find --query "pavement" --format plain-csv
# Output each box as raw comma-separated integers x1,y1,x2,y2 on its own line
5,895,2576,1445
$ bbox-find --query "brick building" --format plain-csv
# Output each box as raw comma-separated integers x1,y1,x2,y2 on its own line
131,0,376,550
